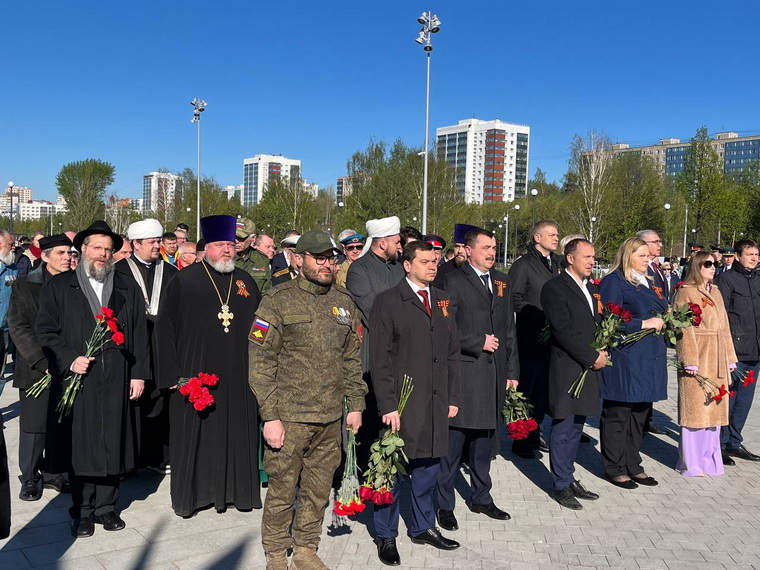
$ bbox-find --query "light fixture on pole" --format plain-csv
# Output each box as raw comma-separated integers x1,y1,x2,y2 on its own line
530,188,538,226
664,203,671,256
513,204,520,260
682,206,689,258
414,11,441,235
191,98,207,241
7,181,14,235
503,215,509,265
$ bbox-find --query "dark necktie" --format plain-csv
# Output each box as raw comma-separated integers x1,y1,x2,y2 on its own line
543,256,552,273
480,274,493,299
418,290,432,316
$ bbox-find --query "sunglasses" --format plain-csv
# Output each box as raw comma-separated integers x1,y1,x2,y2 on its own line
702,261,717,268
344,245,363,251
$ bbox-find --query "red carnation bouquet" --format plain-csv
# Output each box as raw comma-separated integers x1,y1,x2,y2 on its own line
177,372,218,412
740,369,757,388
333,399,365,517
671,361,735,403
362,375,414,506
567,302,629,399
56,307,125,422
502,385,538,440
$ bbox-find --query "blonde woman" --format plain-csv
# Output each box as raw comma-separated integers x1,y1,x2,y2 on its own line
673,251,736,476
597,238,668,488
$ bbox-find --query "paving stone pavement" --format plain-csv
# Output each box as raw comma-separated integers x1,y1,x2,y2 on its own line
1,357,759,569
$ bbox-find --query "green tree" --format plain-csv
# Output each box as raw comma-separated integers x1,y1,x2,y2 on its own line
253,175,317,238
176,168,242,240
55,159,114,229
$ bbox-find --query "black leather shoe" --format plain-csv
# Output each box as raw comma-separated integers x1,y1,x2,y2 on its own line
726,445,760,461
580,432,591,443
410,527,460,550
377,537,400,566
569,480,599,500
606,477,638,489
552,487,582,510
644,423,667,435
44,476,71,494
468,502,510,520
19,480,42,501
511,444,535,459
630,475,658,487
93,512,126,531
436,509,458,531
536,436,550,453
71,517,95,538
722,450,736,466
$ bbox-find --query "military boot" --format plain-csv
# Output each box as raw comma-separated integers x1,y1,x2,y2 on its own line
265,549,289,570
290,545,328,570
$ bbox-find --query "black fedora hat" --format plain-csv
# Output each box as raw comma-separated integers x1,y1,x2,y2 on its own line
73,220,123,253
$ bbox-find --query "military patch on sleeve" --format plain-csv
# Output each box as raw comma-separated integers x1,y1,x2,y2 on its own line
249,317,270,343
273,268,290,278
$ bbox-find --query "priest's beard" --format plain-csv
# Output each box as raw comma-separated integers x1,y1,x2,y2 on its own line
207,257,236,274
85,257,113,282
0,250,14,266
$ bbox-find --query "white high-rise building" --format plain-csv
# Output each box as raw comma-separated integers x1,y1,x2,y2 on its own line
142,172,182,213
224,184,244,203
436,118,530,204
242,154,301,206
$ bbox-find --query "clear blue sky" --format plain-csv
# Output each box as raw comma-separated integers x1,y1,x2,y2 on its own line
2,1,759,202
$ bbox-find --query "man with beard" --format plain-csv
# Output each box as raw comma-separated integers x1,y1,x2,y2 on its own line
9,234,73,501
36,221,150,538
433,224,478,288
155,215,261,517
346,216,404,470
249,230,366,570
508,220,562,458
435,228,518,531
114,219,179,474
335,230,365,287
234,218,272,294
0,230,19,397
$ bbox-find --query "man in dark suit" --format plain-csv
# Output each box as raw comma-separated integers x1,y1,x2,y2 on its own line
661,261,678,302
432,223,479,288
369,240,461,566
541,238,607,510
507,220,561,458
270,230,300,274
435,228,518,530
636,230,668,436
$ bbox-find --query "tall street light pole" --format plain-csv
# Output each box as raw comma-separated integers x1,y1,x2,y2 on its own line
530,188,538,227
6,181,14,235
414,11,441,235
191,98,207,241
513,204,520,260
503,215,509,265
338,201,344,231
682,206,689,258
590,216,597,242
664,203,671,257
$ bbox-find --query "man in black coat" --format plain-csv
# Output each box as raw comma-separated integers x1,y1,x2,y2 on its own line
541,238,607,510
36,221,150,538
9,235,73,502
507,220,561,457
370,241,461,566
435,228,518,530
114,219,178,473
715,239,760,464
432,223,478,288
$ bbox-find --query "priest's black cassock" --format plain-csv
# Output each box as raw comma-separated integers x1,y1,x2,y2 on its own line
155,261,261,517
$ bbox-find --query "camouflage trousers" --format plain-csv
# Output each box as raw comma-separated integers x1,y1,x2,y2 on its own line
262,419,341,553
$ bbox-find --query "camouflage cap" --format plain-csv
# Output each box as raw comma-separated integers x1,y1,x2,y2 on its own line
235,218,256,239
295,230,341,255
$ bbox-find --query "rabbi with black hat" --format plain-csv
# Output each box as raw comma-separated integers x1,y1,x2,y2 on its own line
36,221,150,538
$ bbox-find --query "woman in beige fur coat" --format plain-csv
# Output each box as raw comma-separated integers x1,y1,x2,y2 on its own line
674,251,737,476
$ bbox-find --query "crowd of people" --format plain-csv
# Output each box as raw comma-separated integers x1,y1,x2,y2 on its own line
0,214,757,570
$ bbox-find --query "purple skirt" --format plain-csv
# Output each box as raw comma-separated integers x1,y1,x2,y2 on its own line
676,427,724,477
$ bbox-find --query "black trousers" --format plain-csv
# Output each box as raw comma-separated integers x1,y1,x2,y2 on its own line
549,415,585,491
18,431,47,482
69,473,120,519
600,400,649,479
437,427,494,510
514,359,549,448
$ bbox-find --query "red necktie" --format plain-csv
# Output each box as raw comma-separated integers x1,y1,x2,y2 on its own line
418,290,432,316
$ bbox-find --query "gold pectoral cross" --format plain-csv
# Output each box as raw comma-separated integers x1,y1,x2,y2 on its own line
218,304,234,333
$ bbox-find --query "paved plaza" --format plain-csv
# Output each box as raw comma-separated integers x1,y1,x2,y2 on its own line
1,361,759,569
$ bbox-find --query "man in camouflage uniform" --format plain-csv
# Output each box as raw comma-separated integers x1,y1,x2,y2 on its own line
234,218,271,294
249,230,367,570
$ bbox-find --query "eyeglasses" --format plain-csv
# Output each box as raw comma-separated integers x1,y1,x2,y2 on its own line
84,245,114,255
702,261,716,268
645,240,663,245
306,252,339,265
344,245,363,251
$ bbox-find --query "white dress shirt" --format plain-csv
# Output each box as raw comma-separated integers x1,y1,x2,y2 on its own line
565,269,594,315
470,265,493,294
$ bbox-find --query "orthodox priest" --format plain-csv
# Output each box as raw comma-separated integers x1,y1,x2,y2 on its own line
114,219,178,473
36,221,150,538
155,214,261,517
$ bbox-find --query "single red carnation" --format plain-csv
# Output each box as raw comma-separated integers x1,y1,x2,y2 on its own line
359,485,373,501
101,307,114,319
199,372,219,386
334,501,353,516
179,384,190,396
693,315,702,327
690,303,702,316
526,418,538,432
621,309,632,323
381,490,394,505
370,490,382,505
675,281,683,289
606,302,622,316
351,500,366,513
730,390,735,398
107,319,118,333
112,331,125,345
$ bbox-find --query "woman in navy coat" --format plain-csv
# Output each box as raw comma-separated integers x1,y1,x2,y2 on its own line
598,237,668,488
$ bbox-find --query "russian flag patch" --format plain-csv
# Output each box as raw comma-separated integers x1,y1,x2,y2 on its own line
249,318,270,343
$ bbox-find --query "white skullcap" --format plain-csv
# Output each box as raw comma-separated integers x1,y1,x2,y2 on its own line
127,219,163,240
359,216,401,257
